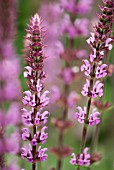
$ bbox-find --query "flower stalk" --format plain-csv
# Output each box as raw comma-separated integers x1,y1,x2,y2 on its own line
21,14,50,170
70,0,114,169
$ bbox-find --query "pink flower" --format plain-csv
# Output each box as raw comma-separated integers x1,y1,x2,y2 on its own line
21,147,27,159
41,111,49,124
21,146,33,162
78,148,90,166
27,150,33,162
34,112,40,125
81,60,91,76
34,111,49,125
70,148,91,166
40,126,48,144
105,38,113,50
22,128,30,141
37,146,48,162
86,32,95,45
22,108,32,126
36,79,43,94
31,134,38,146
24,66,32,78
89,109,100,126
81,79,90,97
23,91,36,106
75,106,101,126
75,106,86,124
95,64,107,79
92,81,104,98
89,49,96,62
31,126,48,146
89,49,104,62
40,91,50,107
70,153,76,165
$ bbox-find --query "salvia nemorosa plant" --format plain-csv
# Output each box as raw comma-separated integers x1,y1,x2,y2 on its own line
0,0,21,169
40,0,94,170
21,14,50,170
70,0,114,169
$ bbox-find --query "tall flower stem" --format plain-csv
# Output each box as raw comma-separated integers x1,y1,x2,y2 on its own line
21,14,50,169
90,38,113,157
74,1,114,169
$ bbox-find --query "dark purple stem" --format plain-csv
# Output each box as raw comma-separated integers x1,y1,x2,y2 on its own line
77,64,96,170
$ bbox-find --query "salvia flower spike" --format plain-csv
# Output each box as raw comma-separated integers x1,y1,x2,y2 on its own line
21,14,50,170
70,0,114,169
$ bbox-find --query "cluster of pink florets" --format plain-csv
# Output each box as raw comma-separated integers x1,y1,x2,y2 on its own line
70,148,90,166
70,0,114,167
21,14,49,164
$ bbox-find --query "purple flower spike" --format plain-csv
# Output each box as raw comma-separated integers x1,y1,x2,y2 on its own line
72,1,114,168
21,14,50,167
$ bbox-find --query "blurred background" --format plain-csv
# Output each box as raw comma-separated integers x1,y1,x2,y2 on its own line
0,0,114,170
